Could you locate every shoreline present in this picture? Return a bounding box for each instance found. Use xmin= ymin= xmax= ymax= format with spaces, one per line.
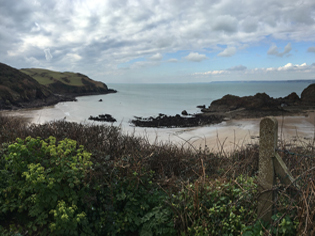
xmin=2 ymin=107 xmax=315 ymax=153
xmin=184 ymin=111 xmax=315 ymax=153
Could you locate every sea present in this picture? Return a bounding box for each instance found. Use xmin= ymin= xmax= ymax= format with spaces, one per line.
xmin=5 ymin=81 xmax=314 ymax=146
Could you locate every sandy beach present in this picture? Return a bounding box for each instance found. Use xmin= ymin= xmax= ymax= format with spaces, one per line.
xmin=2 ymin=109 xmax=315 ymax=154
xmin=175 ymin=111 xmax=315 ymax=153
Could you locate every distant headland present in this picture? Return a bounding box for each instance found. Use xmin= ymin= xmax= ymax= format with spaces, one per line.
xmin=0 ymin=62 xmax=116 ymax=110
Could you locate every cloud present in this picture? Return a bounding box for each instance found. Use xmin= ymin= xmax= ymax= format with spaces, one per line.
xmin=277 ymin=62 xmax=307 ymax=71
xmin=212 ymin=15 xmax=238 ymax=33
xmin=267 ymin=43 xmax=292 ymax=57
xmin=195 ymin=63 xmax=313 ymax=77
xmin=184 ymin=52 xmax=208 ymax=62
xmin=307 ymin=46 xmax=315 ymax=53
xmin=217 ymin=47 xmax=236 ymax=57
xmin=168 ymin=58 xmax=178 ymax=62
xmin=44 ymin=48 xmax=53 ymax=61
xmin=228 ymin=65 xmax=247 ymax=71
xmin=149 ymin=53 xmax=163 ymax=61
xmin=0 ymin=0 xmax=315 ymax=82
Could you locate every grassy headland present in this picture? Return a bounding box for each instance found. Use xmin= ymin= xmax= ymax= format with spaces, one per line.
xmin=20 ymin=68 xmax=116 ymax=96
xmin=0 ymin=114 xmax=314 ymax=235
xmin=0 ymin=62 xmax=116 ymax=110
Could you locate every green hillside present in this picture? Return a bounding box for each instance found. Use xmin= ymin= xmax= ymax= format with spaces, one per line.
xmin=20 ymin=68 xmax=115 ymax=95
xmin=20 ymin=68 xmax=84 ymax=86
xmin=0 ymin=63 xmax=60 ymax=110
xmin=0 ymin=63 xmax=115 ymax=110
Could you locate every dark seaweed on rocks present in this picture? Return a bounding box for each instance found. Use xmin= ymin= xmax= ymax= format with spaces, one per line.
xmin=131 ymin=113 xmax=223 ymax=128
xmin=88 ymin=114 xmax=117 ymax=122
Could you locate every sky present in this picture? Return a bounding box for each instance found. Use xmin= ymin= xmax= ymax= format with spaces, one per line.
xmin=1 ymin=0 xmax=315 ymax=83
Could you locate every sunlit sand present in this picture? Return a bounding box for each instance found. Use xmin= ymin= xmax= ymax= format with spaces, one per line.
xmin=2 ymin=108 xmax=315 ymax=153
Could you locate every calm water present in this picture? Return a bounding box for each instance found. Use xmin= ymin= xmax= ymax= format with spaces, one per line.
xmin=7 ymin=81 xmax=312 ymax=133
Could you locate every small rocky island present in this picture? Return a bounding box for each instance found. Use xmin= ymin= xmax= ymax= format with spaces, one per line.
xmin=0 ymin=62 xmax=116 ymax=110
xmin=131 ymin=83 xmax=315 ymax=128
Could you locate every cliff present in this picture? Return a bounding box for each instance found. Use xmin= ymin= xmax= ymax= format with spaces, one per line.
xmin=0 ymin=63 xmax=116 ymax=110
xmin=0 ymin=63 xmax=73 ymax=110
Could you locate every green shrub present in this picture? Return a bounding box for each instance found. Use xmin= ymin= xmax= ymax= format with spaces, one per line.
xmin=95 ymin=156 xmax=176 ymax=235
xmin=172 ymin=176 xmax=258 ymax=235
xmin=242 ymin=213 xmax=298 ymax=236
xmin=0 ymin=136 xmax=93 ymax=235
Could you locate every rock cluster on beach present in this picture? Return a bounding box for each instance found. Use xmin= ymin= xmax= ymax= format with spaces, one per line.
xmin=131 ymin=113 xmax=223 ymax=128
xmin=88 ymin=114 xmax=117 ymax=123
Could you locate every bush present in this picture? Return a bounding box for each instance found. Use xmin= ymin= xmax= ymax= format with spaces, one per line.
xmin=92 ymin=155 xmax=176 ymax=235
xmin=172 ymin=175 xmax=258 ymax=235
xmin=0 ymin=136 xmax=93 ymax=235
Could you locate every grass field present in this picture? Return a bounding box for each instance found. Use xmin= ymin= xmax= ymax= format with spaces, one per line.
xmin=20 ymin=68 xmax=86 ymax=86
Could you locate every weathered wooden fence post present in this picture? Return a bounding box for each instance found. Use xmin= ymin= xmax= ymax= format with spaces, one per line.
xmin=258 ymin=117 xmax=278 ymax=223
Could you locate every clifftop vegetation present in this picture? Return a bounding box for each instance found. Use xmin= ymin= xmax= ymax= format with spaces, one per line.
xmin=0 ymin=63 xmax=116 ymax=110
xmin=0 ymin=63 xmax=62 ymax=110
xmin=20 ymin=68 xmax=116 ymax=96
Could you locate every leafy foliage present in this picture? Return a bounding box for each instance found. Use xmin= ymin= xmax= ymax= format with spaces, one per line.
xmin=0 ymin=115 xmax=313 ymax=235
xmin=172 ymin=176 xmax=258 ymax=235
xmin=91 ymin=155 xmax=176 ymax=235
xmin=0 ymin=136 xmax=93 ymax=235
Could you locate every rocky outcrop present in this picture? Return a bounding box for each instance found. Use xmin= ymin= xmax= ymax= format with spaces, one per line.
xmin=204 ymin=92 xmax=301 ymax=113
xmin=131 ymin=113 xmax=223 ymax=128
xmin=88 ymin=114 xmax=117 ymax=122
xmin=301 ymin=83 xmax=315 ymax=105
xmin=200 ymin=85 xmax=315 ymax=120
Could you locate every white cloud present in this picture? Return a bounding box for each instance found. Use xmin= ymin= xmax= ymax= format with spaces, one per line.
xmin=44 ymin=48 xmax=53 ymax=61
xmin=0 ymin=0 xmax=315 ymax=82
xmin=277 ymin=62 xmax=307 ymax=71
xmin=267 ymin=43 xmax=292 ymax=57
xmin=149 ymin=53 xmax=163 ymax=61
xmin=184 ymin=52 xmax=208 ymax=62
xmin=168 ymin=58 xmax=178 ymax=62
xmin=217 ymin=47 xmax=236 ymax=57
xmin=195 ymin=70 xmax=226 ymax=75
xmin=194 ymin=63 xmax=315 ymax=76
xmin=195 ymin=63 xmax=313 ymax=77
xmin=65 ymin=53 xmax=82 ymax=61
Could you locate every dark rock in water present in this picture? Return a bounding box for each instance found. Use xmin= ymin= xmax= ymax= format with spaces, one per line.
xmin=131 ymin=113 xmax=223 ymax=128
xmin=181 ymin=110 xmax=188 ymax=116
xmin=301 ymin=84 xmax=315 ymax=105
xmin=89 ymin=114 xmax=116 ymax=122
xmin=197 ymin=105 xmax=206 ymax=109
xmin=99 ymin=99 xmax=103 ymax=102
